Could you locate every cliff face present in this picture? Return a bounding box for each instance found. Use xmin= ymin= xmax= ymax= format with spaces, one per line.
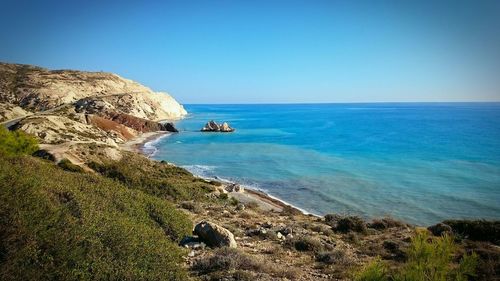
xmin=0 ymin=62 xmax=187 ymax=122
xmin=0 ymin=62 xmax=186 ymax=158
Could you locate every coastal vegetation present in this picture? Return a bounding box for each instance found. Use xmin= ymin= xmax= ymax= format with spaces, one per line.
xmin=0 ymin=149 xmax=192 ymax=280
xmin=355 ymin=232 xmax=478 ymax=281
xmin=88 ymin=152 xmax=217 ymax=202
xmin=0 ymin=126 xmax=38 ymax=156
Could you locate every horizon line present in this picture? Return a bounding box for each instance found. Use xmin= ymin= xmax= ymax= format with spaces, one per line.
xmin=183 ymin=101 xmax=500 ymax=105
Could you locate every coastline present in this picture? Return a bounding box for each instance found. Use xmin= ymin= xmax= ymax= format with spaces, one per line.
xmin=120 ymin=131 xmax=171 ymax=156
xmin=129 ymin=131 xmax=310 ymax=216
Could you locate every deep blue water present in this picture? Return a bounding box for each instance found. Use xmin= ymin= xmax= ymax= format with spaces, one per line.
xmin=150 ymin=103 xmax=500 ymax=225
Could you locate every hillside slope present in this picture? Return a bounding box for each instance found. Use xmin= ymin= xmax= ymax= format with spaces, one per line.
xmin=0 ymin=62 xmax=187 ymax=122
xmin=0 ymin=62 xmax=187 ymax=160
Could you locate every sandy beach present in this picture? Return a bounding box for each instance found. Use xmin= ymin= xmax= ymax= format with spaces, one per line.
xmin=120 ymin=131 xmax=170 ymax=155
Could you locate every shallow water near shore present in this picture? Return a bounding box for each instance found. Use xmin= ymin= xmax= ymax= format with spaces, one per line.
xmin=151 ymin=103 xmax=500 ymax=225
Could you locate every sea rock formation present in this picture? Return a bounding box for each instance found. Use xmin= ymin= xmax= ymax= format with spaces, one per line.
xmin=201 ymin=120 xmax=235 ymax=132
xmin=194 ymin=220 xmax=237 ymax=248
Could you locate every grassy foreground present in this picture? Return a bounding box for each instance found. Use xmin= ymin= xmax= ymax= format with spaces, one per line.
xmin=0 ymin=154 xmax=195 ymax=280
xmin=0 ymin=127 xmax=200 ymax=280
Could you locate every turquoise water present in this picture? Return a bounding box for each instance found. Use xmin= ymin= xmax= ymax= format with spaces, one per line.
xmin=150 ymin=103 xmax=500 ymax=225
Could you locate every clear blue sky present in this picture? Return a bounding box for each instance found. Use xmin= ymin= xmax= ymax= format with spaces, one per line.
xmin=1 ymin=0 xmax=499 ymax=103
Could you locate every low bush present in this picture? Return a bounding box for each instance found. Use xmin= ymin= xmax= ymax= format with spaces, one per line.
xmin=0 ymin=126 xmax=38 ymax=156
xmin=368 ymin=217 xmax=405 ymax=230
xmin=335 ymin=216 xmax=367 ymax=234
xmin=354 ymin=232 xmax=478 ymax=281
xmin=309 ymin=223 xmax=335 ymax=236
xmin=394 ymin=232 xmax=478 ymax=281
xmin=355 ymin=258 xmax=388 ymax=281
xmin=443 ymin=219 xmax=499 ymax=245
xmin=316 ymin=249 xmax=352 ymax=265
xmin=180 ymin=201 xmax=203 ymax=214
xmin=287 ymin=236 xmax=324 ymax=252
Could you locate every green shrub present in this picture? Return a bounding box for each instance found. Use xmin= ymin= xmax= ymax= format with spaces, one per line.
xmin=354 ymin=232 xmax=478 ymax=281
xmin=394 ymin=232 xmax=478 ymax=281
xmin=355 ymin=258 xmax=388 ymax=281
xmin=0 ymin=126 xmax=38 ymax=156
xmin=316 ymin=249 xmax=352 ymax=265
xmin=0 ymin=154 xmax=191 ymax=280
xmin=287 ymin=236 xmax=324 ymax=252
xmin=335 ymin=216 xmax=367 ymax=234
xmin=368 ymin=217 xmax=405 ymax=230
xmin=58 ymin=158 xmax=85 ymax=173
xmin=229 ymin=197 xmax=239 ymax=206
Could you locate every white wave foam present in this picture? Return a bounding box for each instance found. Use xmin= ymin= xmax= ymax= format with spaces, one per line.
xmin=180 ymin=167 xmax=319 ymax=216
xmin=142 ymin=133 xmax=171 ymax=157
xmin=181 ymin=165 xmax=219 ymax=179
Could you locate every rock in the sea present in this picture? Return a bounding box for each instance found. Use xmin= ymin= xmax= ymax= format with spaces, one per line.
xmin=220 ymin=122 xmax=234 ymax=132
xmin=428 ymin=223 xmax=453 ymax=236
xmin=202 ymin=120 xmax=220 ymax=131
xmin=162 ymin=122 xmax=178 ymax=132
xmin=194 ymin=221 xmax=237 ymax=248
xmin=201 ymin=120 xmax=234 ymax=132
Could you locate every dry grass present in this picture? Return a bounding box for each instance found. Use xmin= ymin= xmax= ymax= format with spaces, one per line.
xmin=192 ymin=248 xmax=300 ymax=280
xmin=180 ymin=201 xmax=203 ymax=214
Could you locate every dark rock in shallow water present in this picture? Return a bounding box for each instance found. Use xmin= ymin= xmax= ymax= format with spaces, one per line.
xmin=201 ymin=120 xmax=234 ymax=132
xmin=162 ymin=122 xmax=178 ymax=132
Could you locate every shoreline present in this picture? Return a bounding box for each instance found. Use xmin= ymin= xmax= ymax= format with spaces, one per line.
xmin=128 ymin=131 xmax=311 ymax=216
xmin=120 ymin=131 xmax=171 ymax=156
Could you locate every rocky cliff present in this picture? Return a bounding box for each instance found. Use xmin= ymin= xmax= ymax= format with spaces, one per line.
xmin=0 ymin=62 xmax=186 ymax=162
xmin=0 ymin=62 xmax=187 ymax=122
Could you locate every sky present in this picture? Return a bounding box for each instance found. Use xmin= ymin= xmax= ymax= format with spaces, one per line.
xmin=1 ymin=0 xmax=499 ymax=104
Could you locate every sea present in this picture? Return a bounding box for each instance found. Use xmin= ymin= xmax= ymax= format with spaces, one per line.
xmin=148 ymin=103 xmax=500 ymax=225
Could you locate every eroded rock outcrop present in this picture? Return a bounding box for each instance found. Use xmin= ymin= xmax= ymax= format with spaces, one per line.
xmin=104 ymin=112 xmax=179 ymax=133
xmin=1 ymin=62 xmax=184 ymax=149
xmin=194 ymin=220 xmax=237 ymax=248
xmin=12 ymin=115 xmax=119 ymax=146
xmin=0 ymin=62 xmax=187 ymax=122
